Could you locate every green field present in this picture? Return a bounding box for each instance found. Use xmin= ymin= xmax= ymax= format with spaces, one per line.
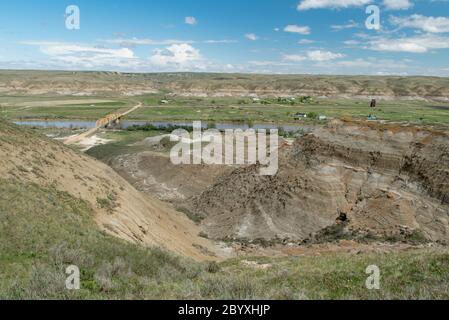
xmin=124 ymin=99 xmax=449 ymax=125
xmin=0 ymin=97 xmax=131 ymax=120
xmin=2 ymin=93 xmax=449 ymax=126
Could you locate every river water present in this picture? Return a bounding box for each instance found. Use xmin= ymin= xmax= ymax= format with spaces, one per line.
xmin=14 ymin=120 xmax=312 ymax=133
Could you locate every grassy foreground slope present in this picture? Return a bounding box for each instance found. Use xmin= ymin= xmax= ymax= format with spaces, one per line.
xmin=1 ymin=180 xmax=448 ymax=300
xmin=0 ymin=179 xmax=200 ymax=299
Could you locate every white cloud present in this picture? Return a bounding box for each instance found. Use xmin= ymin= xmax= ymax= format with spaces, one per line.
xmin=390 ymin=14 xmax=449 ymax=33
xmin=203 ymin=39 xmax=238 ymax=44
xmin=103 ymin=38 xmax=195 ymax=46
xmin=185 ymin=16 xmax=198 ymax=25
xmin=383 ymin=0 xmax=413 ymax=10
xmin=243 ymin=56 xmax=418 ymax=75
xmin=283 ymin=54 xmax=307 ymax=62
xmin=22 ymin=41 xmax=138 ymax=69
xmin=245 ymin=33 xmax=258 ymax=41
xmin=367 ymin=34 xmax=449 ymax=53
xmin=23 ymin=41 xmax=208 ymax=71
xmin=41 ymin=45 xmax=134 ymax=59
xmin=307 ymin=50 xmax=345 ymax=61
xmin=149 ymin=43 xmax=201 ymax=67
xmin=248 ymin=60 xmax=295 ymax=66
xmin=103 ymin=38 xmax=237 ymax=46
xmin=331 ymin=20 xmax=359 ymax=30
xmin=23 ymin=41 xmax=133 ymax=58
xmin=8 ymin=41 xmax=445 ymax=75
xmin=298 ymin=39 xmax=315 ymax=44
xmin=344 ymin=39 xmax=361 ymax=45
xmin=336 ymin=58 xmax=408 ymax=68
xmin=284 ymin=50 xmax=344 ymax=62
xmin=284 ymin=24 xmax=311 ymax=35
xmin=337 ymin=59 xmax=374 ymax=67
xmin=297 ymin=0 xmax=371 ymax=10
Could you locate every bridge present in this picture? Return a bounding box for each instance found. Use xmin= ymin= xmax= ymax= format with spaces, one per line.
xmin=65 ymin=102 xmax=142 ymax=146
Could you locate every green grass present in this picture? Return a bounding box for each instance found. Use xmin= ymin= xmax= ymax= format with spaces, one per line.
xmin=1 ymin=178 xmax=448 ymax=299
xmin=125 ymin=98 xmax=449 ymax=125
xmin=2 ymin=91 xmax=449 ymax=126
xmin=3 ymin=105 xmax=125 ymax=121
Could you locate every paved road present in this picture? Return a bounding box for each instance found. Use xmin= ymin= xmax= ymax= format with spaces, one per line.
xmin=64 ymin=102 xmax=142 ymax=145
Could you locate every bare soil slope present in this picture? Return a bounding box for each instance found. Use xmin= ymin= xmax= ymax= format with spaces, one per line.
xmin=110 ymin=151 xmax=230 ymax=203
xmin=0 ymin=121 xmax=218 ymax=260
xmin=187 ymin=120 xmax=449 ymax=243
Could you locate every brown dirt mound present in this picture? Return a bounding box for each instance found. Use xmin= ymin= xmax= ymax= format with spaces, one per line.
xmin=187 ymin=120 xmax=449 ymax=244
xmin=109 ymin=151 xmax=230 ymax=204
xmin=0 ymin=121 xmax=219 ymax=261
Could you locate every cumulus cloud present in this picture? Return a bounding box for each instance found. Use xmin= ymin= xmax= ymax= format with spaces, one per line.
xmin=284 ymin=24 xmax=311 ymax=35
xmin=22 ymin=41 xmax=138 ymax=69
xmin=383 ymin=0 xmax=413 ymax=10
xmin=367 ymin=34 xmax=449 ymax=53
xmin=22 ymin=41 xmax=209 ymax=71
xmin=284 ymin=50 xmax=344 ymax=62
xmin=185 ymin=16 xmax=198 ymax=25
xmin=390 ymin=14 xmax=449 ymax=33
xmin=245 ymin=33 xmax=258 ymax=41
xmin=297 ymin=0 xmax=371 ymax=10
xmin=149 ymin=43 xmax=202 ymax=67
xmin=306 ymin=50 xmax=345 ymax=61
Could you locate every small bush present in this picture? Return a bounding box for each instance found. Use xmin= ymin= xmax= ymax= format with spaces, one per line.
xmin=206 ymin=262 xmax=220 ymax=274
xmin=307 ymin=112 xmax=318 ymax=120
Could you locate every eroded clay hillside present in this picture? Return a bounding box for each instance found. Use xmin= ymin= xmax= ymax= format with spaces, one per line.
xmin=188 ymin=120 xmax=449 ymax=243
xmin=0 ymin=121 xmax=218 ymax=260
xmin=1 ymin=71 xmax=449 ymax=99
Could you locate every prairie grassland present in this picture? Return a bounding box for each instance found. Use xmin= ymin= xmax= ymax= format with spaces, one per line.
xmin=126 ymin=98 xmax=449 ymax=125
xmin=2 ymin=92 xmax=449 ymax=125
xmin=0 ymin=97 xmax=130 ymax=120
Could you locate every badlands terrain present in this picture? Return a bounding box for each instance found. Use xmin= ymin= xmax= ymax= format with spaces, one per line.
xmin=1 ymin=70 xmax=449 ymax=100
xmin=1 ymin=71 xmax=449 ymax=299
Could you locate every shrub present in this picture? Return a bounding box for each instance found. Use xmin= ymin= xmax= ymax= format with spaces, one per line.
xmin=307 ymin=112 xmax=318 ymax=120
xmin=206 ymin=262 xmax=220 ymax=274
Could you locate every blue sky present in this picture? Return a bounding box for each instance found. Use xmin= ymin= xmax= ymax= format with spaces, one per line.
xmin=0 ymin=0 xmax=448 ymax=75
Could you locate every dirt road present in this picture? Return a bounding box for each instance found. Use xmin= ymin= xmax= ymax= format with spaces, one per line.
xmin=64 ymin=102 xmax=142 ymax=145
